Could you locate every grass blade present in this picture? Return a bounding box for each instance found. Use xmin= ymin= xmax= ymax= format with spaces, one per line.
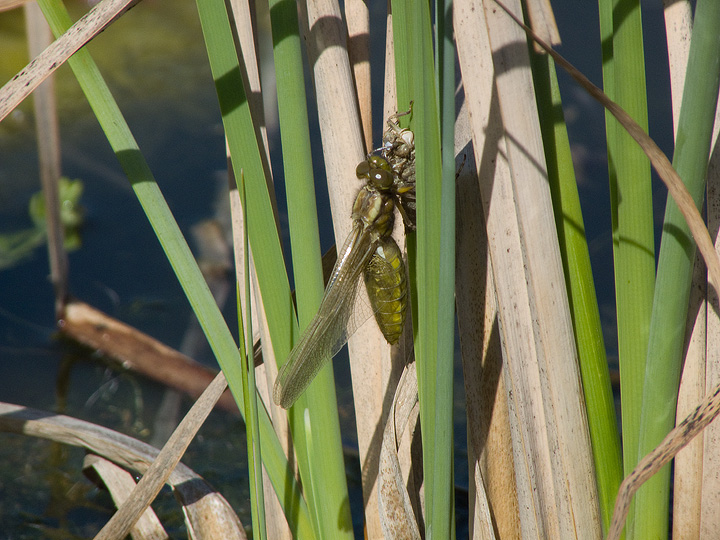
xmin=302 ymin=0 xmax=389 ymax=534
xmin=530 ymin=50 xmax=622 ymax=534
xmin=633 ymin=1 xmax=720 ymax=537
xmin=36 ymin=0 xmax=314 ymax=535
xmin=598 ymin=1 xmax=655 ymax=513
xmin=267 ymin=0 xmax=354 ymax=534
xmin=391 ymin=0 xmax=454 ymax=536
xmin=237 ymin=172 xmax=267 ymax=540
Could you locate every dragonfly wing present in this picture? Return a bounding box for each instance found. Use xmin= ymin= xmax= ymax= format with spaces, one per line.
xmin=273 ymin=223 xmax=376 ymax=408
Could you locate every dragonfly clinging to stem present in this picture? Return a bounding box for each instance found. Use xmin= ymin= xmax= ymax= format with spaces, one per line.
xmin=272 ymin=109 xmax=416 ymax=409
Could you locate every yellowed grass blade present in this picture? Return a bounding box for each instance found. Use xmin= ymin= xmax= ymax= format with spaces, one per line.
xmin=455 ymin=101 xmax=521 ymax=539
xmin=457 ymin=0 xmax=602 ymax=537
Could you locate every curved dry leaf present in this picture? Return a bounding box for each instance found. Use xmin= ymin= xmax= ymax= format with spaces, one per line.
xmin=378 ymin=363 xmax=422 ymax=540
xmin=607 ymin=382 xmax=720 ymax=540
xmin=83 ymin=454 xmax=169 ymax=540
xmin=0 ymin=374 xmax=246 ymax=540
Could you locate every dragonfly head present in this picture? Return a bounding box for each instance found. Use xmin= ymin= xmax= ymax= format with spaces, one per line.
xmin=356 ymin=156 xmax=393 ymax=191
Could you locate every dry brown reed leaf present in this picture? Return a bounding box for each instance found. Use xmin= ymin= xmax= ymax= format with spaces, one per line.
xmin=524 ymin=0 xmax=560 ymax=50
xmin=92 ymin=372 xmax=240 ymax=540
xmin=454 ymin=101 xmax=519 ymax=539
xmin=83 ymin=454 xmax=169 ymax=540
xmin=459 ymin=0 xmax=601 ymax=535
xmin=491 ymin=2 xmax=720 ymax=537
xmin=59 ymin=300 xmax=240 ymax=414
xmin=378 ymin=363 xmax=422 ymax=540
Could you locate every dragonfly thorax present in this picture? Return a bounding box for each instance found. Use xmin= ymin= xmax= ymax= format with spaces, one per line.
xmin=351 ymin=186 xmax=395 ymax=240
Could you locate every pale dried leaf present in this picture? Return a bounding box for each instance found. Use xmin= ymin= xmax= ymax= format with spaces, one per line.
xmin=674 ymin=251 xmax=706 ymax=539
xmin=524 ymin=0 xmax=560 ymax=49
xmin=0 ymin=0 xmax=137 ymax=121
xmin=699 ymin=25 xmax=720 ymax=540
xmin=84 ymin=454 xmax=169 ymax=540
xmin=455 ymin=99 xmax=520 ymax=540
xmin=663 ymin=0 xmax=693 ymax=137
xmin=664 ymin=3 xmax=704 ymax=536
xmin=0 ymin=400 xmax=245 ymax=539
xmin=493 ymin=0 xmax=720 ymax=294
xmin=471 ymin=464 xmax=498 ymax=540
xmin=345 ymin=0 xmax=372 ymax=151
xmin=459 ymin=0 xmax=601 ymax=537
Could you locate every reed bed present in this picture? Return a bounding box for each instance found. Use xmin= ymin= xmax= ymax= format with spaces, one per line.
xmin=2 ymin=0 xmax=720 ymax=538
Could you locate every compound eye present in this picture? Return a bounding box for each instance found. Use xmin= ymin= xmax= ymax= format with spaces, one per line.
xmin=371 ymin=169 xmax=393 ymax=190
xmin=356 ymin=160 xmax=371 ymax=179
xmin=368 ymin=155 xmax=391 ymax=172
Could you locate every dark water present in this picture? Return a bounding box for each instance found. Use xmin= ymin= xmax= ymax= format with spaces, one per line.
xmin=0 ymin=1 xmax=253 ymax=536
xmin=0 ymin=0 xmax=674 ymax=537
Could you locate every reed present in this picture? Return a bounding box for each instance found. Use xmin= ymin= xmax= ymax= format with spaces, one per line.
xmin=6 ymin=0 xmax=720 ymax=537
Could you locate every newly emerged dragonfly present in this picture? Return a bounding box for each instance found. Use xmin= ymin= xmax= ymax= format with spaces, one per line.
xmin=273 ymin=113 xmax=416 ymax=409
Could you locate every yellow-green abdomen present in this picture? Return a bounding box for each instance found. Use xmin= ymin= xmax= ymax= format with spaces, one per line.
xmin=364 ymin=237 xmax=407 ymax=344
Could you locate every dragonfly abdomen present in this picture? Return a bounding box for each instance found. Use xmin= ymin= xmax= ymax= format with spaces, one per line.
xmin=364 ymin=236 xmax=407 ymax=344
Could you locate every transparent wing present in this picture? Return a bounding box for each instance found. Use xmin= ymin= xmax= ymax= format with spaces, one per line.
xmin=273 ymin=223 xmax=377 ymax=408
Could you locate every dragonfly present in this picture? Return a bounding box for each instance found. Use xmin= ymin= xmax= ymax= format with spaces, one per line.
xmin=273 ymin=114 xmax=416 ymax=409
